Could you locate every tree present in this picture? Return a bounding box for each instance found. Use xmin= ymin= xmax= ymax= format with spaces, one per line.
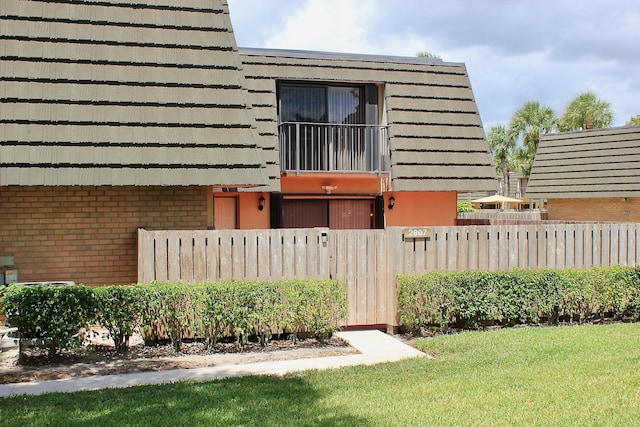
xmin=487 ymin=124 xmax=516 ymax=195
xmin=625 ymin=115 xmax=640 ymax=126
xmin=508 ymin=101 xmax=556 ymax=176
xmin=557 ymin=91 xmax=613 ymax=132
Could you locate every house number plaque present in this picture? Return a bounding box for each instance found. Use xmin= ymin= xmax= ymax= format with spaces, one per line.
xmin=403 ymin=228 xmax=431 ymax=240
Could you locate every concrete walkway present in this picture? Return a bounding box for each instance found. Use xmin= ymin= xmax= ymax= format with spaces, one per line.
xmin=0 ymin=330 xmax=425 ymax=397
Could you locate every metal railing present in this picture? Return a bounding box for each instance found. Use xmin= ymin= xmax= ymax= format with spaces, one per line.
xmin=278 ymin=122 xmax=389 ymax=174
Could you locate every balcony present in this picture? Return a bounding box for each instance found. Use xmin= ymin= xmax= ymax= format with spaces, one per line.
xmin=278 ymin=122 xmax=389 ymax=175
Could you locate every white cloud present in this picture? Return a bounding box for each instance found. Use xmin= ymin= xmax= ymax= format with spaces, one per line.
xmin=229 ymin=0 xmax=640 ymax=128
xmin=263 ymin=0 xmax=374 ymax=53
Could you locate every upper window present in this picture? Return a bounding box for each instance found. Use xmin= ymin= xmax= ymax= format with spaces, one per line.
xmin=278 ymin=82 xmax=376 ymax=125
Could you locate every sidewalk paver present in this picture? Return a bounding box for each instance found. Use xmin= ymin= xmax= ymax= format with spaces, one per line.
xmin=0 ymin=330 xmax=425 ymax=397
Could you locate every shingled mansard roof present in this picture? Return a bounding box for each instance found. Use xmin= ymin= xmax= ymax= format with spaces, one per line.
xmin=0 ymin=0 xmax=267 ymax=187
xmin=526 ymin=126 xmax=640 ymax=199
xmin=240 ymin=48 xmax=496 ymax=192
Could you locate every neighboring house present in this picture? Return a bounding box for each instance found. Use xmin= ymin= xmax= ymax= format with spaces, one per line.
xmin=0 ymin=0 xmax=494 ymax=285
xmin=525 ymin=126 xmax=640 ymax=221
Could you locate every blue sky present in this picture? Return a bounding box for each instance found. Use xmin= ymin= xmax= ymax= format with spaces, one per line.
xmin=227 ymin=0 xmax=639 ymax=130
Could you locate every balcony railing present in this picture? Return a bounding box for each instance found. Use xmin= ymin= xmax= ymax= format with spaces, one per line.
xmin=278 ymin=122 xmax=389 ymax=174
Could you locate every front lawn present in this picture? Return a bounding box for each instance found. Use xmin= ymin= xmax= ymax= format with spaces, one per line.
xmin=2 ymin=323 xmax=639 ymax=426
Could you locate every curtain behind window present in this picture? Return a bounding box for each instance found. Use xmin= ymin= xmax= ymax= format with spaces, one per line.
xmin=328 ymin=86 xmax=363 ymax=124
xmin=279 ymin=84 xmax=364 ymax=124
xmin=280 ymin=85 xmax=326 ymax=123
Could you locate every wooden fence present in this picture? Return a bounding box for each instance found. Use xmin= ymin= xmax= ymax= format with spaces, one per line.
xmin=138 ymin=223 xmax=640 ymax=327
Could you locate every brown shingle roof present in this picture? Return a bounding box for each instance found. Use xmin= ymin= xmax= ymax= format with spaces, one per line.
xmin=0 ymin=0 xmax=267 ymax=187
xmin=526 ymin=126 xmax=640 ymax=199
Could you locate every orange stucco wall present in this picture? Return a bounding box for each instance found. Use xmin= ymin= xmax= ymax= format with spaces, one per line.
xmin=384 ymin=191 xmax=457 ymax=226
xmin=280 ymin=173 xmax=383 ymax=195
xmin=238 ymin=193 xmax=271 ymax=229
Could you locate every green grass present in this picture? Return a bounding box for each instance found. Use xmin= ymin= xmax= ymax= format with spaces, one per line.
xmin=2 ymin=323 xmax=639 ymax=426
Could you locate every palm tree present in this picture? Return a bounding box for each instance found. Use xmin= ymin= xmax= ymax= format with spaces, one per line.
xmin=625 ymin=115 xmax=640 ymax=126
xmin=508 ymin=101 xmax=556 ymax=176
xmin=557 ymin=91 xmax=613 ymax=131
xmin=416 ymin=51 xmax=442 ymax=60
xmin=487 ymin=124 xmax=516 ymax=196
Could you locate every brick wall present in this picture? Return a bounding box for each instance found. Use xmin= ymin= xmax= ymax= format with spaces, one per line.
xmin=0 ymin=186 xmax=210 ymax=285
xmin=546 ymin=197 xmax=640 ymax=222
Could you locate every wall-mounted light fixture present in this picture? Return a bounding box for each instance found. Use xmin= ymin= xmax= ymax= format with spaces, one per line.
xmin=258 ymin=195 xmax=266 ymax=211
xmin=388 ymin=196 xmax=396 ymax=210
xmin=322 ymin=185 xmax=338 ymax=194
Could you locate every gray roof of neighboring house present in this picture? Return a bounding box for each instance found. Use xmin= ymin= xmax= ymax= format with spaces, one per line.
xmin=0 ymin=0 xmax=267 ymax=187
xmin=239 ymin=48 xmax=496 ymax=192
xmin=526 ymin=126 xmax=640 ymax=199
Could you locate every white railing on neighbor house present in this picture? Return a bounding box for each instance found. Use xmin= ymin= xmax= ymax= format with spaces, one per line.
xmin=278 ymin=122 xmax=389 ymax=174
xmin=458 ymin=210 xmax=548 ymax=222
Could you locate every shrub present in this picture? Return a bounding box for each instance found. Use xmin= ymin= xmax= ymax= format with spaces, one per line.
xmin=457 ymin=201 xmax=475 ymax=213
xmin=1 ymin=284 xmax=98 ymax=362
xmin=398 ymin=267 xmax=640 ymax=333
xmin=93 ymin=285 xmax=145 ymax=354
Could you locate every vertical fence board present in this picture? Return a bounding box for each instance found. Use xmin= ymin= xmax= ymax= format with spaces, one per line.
xmin=231 ymin=234 xmax=245 ymax=279
xmin=636 ymin=223 xmax=640 ymax=266
xmin=206 ymin=233 xmax=219 ymax=281
xmin=478 ymin=228 xmax=489 ymax=270
xmin=592 ymin=225 xmax=602 ymax=267
xmin=356 ymin=231 xmax=369 ymax=325
xmin=345 ymin=232 xmax=357 ymax=325
xmin=218 ymin=231 xmax=233 ymax=280
xmin=488 ymin=228 xmax=499 ymax=271
xmin=193 ymin=231 xmax=207 ymax=283
xmin=167 ymin=232 xmax=181 ymax=282
xmin=317 ymin=229 xmax=330 ymax=278
xmin=610 ymin=225 xmax=620 ymax=266
xmin=574 ymin=224 xmax=584 ymax=269
xmin=179 ymin=231 xmax=194 ymax=283
xmin=528 ymin=227 xmax=538 ymax=268
xmin=256 ymin=232 xmax=269 ymax=280
xmin=282 ymin=231 xmax=295 ymax=278
xmin=304 ymin=230 xmax=316 ymax=279
xmin=436 ymin=229 xmax=449 ymax=271
xmin=245 ymin=231 xmax=258 ymax=280
xmin=137 ymin=229 xmax=156 ymax=283
xmin=619 ymin=223 xmax=629 ymax=266
xmin=448 ymin=230 xmax=459 ymax=271
xmin=519 ymin=228 xmax=529 ymax=268
xmin=467 ymin=227 xmax=479 ymax=270
xmin=603 ymin=224 xmax=612 ymax=266
xmin=292 ymin=230 xmax=305 ymax=278
xmin=154 ymin=231 xmax=168 ymax=282
xmin=556 ymin=225 xmax=567 ymax=269
xmin=627 ymin=223 xmax=640 ymax=267
xmin=270 ymin=230 xmax=283 ymax=280
xmin=374 ymin=230 xmax=387 ymax=325
xmin=507 ymin=227 xmax=519 ymax=269
xmin=414 ymin=238 xmax=426 ymax=274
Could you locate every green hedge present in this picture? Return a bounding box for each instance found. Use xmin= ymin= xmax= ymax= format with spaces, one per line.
xmin=0 ymin=280 xmax=347 ymax=361
xmin=1 ymin=285 xmax=98 ymax=361
xmin=398 ymin=266 xmax=640 ymax=333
